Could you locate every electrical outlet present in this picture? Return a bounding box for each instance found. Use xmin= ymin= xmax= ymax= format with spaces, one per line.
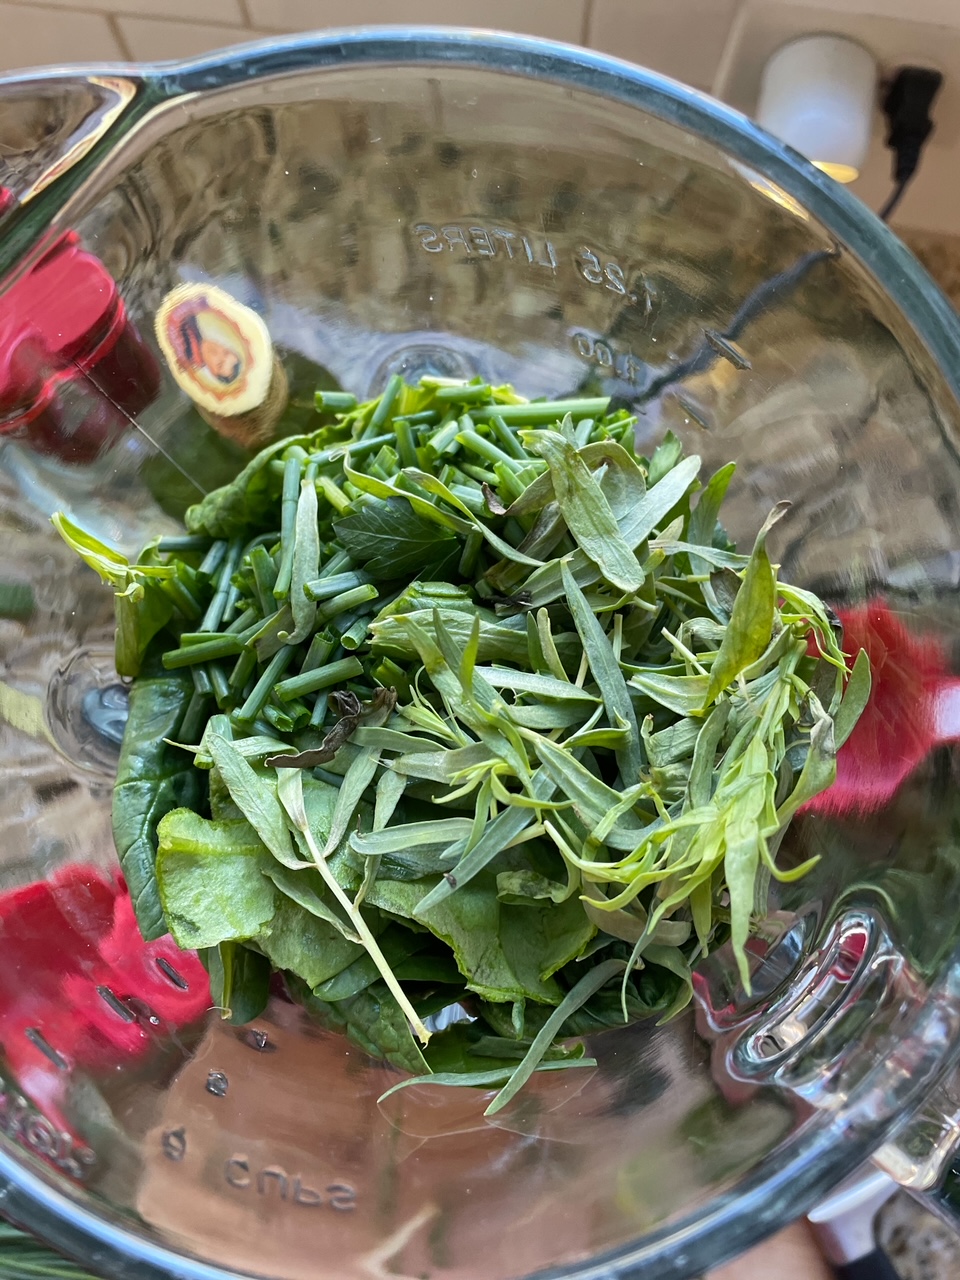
xmin=712 ymin=0 xmax=958 ymax=232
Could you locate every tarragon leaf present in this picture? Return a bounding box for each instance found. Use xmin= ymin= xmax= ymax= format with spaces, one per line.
xmin=520 ymin=430 xmax=644 ymax=593
xmin=703 ymin=503 xmax=789 ymax=706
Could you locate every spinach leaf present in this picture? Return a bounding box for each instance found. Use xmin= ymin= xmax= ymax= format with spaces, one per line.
xmin=156 ymin=809 xmax=277 ymax=948
xmin=292 ymin=977 xmax=430 ymax=1076
xmin=204 ymin=940 xmax=272 ymax=1024
xmin=257 ymin=895 xmax=366 ymax=988
xmin=112 ymin=665 xmax=202 ymax=940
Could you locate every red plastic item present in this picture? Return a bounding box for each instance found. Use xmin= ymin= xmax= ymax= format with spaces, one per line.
xmin=0 ymin=865 xmax=209 ymax=1129
xmin=0 ymin=220 xmax=160 ymax=464
xmin=803 ymin=599 xmax=960 ymax=818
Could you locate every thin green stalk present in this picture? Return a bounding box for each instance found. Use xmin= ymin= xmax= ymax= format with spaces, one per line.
xmin=274 ymin=656 xmax=364 ymax=702
xmin=235 ymin=645 xmax=297 ymax=724
xmin=162 ymin=636 xmax=243 ymax=668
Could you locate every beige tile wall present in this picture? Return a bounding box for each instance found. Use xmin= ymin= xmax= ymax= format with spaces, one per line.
xmin=0 ymin=0 xmax=739 ymax=91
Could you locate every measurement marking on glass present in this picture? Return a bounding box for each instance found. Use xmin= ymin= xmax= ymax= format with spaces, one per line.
xmin=162 ymin=1127 xmax=187 ymax=1162
xmin=703 ymin=329 xmax=752 ymax=371
xmin=571 ymin=331 xmax=644 ymax=384
xmin=413 ymin=222 xmax=558 ymax=271
xmin=224 ymin=1156 xmax=357 ymax=1209
xmin=24 ymin=1028 xmax=68 ymax=1071
xmin=674 ymin=394 xmax=712 ymax=431
xmin=156 ymin=956 xmax=189 ymax=989
xmin=206 ymin=1070 xmax=229 ymax=1097
xmin=240 ymin=1028 xmax=276 ymax=1053
xmin=97 ymin=985 xmax=137 ymax=1023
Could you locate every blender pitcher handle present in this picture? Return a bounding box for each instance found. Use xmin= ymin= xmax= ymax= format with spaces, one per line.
xmin=871 ymin=1062 xmax=960 ymax=1230
xmin=0 ymin=68 xmax=153 ymax=279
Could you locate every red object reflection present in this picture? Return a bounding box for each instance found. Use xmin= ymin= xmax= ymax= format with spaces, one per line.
xmin=0 ymin=865 xmax=209 ymax=1125
xmin=0 ymin=220 xmax=160 ymax=463
xmin=804 ymin=599 xmax=960 ymax=818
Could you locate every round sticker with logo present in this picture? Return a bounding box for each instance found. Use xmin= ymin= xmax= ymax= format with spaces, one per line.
xmin=154 ymin=284 xmax=273 ymax=418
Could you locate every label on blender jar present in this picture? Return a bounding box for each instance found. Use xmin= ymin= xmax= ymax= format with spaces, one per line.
xmin=154 ymin=283 xmax=273 ymax=417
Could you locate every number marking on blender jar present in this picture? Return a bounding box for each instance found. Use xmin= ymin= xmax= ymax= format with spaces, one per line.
xmin=205 ymin=1070 xmax=229 ymax=1097
xmin=570 ymin=331 xmax=644 ymax=384
xmin=239 ymin=1027 xmax=276 ymax=1053
xmin=162 ymin=1127 xmax=187 ymax=1162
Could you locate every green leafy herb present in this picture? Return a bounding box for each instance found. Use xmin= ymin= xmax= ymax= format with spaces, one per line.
xmin=57 ymin=375 xmax=866 ymax=1108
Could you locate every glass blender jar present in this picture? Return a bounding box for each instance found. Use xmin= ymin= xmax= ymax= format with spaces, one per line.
xmin=2 ymin=27 xmax=960 ymax=1280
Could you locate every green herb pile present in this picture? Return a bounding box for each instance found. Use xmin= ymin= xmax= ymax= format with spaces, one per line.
xmin=55 ymin=376 xmax=869 ymax=1114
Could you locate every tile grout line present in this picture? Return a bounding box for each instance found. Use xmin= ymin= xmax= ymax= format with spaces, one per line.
xmin=580 ymin=0 xmax=596 ymax=50
xmin=0 ymin=0 xmax=249 ymax=32
xmin=106 ymin=12 xmax=133 ymax=61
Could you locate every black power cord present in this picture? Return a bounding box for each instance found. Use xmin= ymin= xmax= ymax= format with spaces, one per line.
xmin=878 ymin=65 xmax=943 ymax=222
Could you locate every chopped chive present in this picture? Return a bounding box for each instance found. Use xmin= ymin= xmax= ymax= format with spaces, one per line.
xmin=162 ymin=635 xmax=243 ymax=668
xmin=489 ymin=413 xmax=528 ymax=460
xmin=309 ymin=690 xmax=329 ymax=728
xmin=321 ymin=549 xmax=353 ymax=577
xmin=242 ymin=530 xmax=281 ymax=557
xmin=245 ymin=607 xmax=292 ymax=649
xmin=394 ymin=417 xmax=418 ymax=469
xmin=315 ymin=390 xmax=358 ymax=412
xmin=398 ymin=410 xmax=440 ymax=426
xmin=491 ymin=464 xmax=524 ymax=506
xmin=179 ymin=690 xmax=212 ymax=744
xmin=159 ymin=576 xmax=203 ymax=621
xmin=177 ymin=631 xmax=230 ymax=645
xmin=468 ymin=397 xmax=609 ymax=425
xmin=459 ymin=462 xmax=499 ymax=486
xmin=310 ymin=433 xmax=396 ymax=468
xmin=339 ymin=615 xmax=371 ymax=650
xmin=209 ymin=662 xmax=231 ymax=708
xmin=228 ymin=647 xmax=258 ymax=692
xmin=428 ymin=417 xmax=462 ymax=456
xmin=372 ymin=656 xmax=413 ymax=701
xmin=157 ymin=535 xmax=212 ymax=554
xmin=456 ymin=427 xmax=516 ymax=468
xmin=200 ymin=536 xmax=243 ymax=632
xmin=300 ymin=630 xmax=338 ymax=673
xmin=274 ymin=656 xmax=364 ymax=702
xmin=191 ymin=664 xmax=213 ymax=697
xmin=304 ymin=570 xmax=370 ymax=602
xmin=316 ymin=473 xmax=351 ymax=515
xmin=459 ymin=529 xmax=484 ymax=577
xmin=198 ymin=539 xmax=228 ymax=578
xmin=224 ymin=606 xmax=259 ymax=636
xmin=250 ymin=544 xmax=278 ymax=614
xmin=449 ymin=483 xmax=486 ymax=516
xmin=316 ymin=583 xmax=379 ymax=623
xmin=263 ymin=701 xmax=309 ymax=733
xmin=220 ymin=581 xmax=242 ymax=626
xmin=235 ymin=645 xmax=298 ymax=723
xmin=274 ymin=453 xmax=306 ymax=600
xmin=364 ymin=373 xmax=403 ymax=438
xmin=434 ymin=383 xmax=492 ymax=403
